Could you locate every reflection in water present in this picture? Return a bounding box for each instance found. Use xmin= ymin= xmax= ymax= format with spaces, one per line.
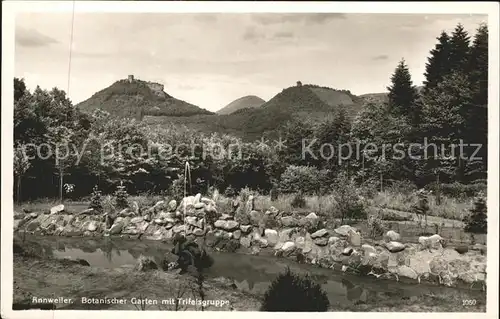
xmin=341 ymin=278 xmax=364 ymax=301
xmin=29 ymin=235 xmax=469 ymax=306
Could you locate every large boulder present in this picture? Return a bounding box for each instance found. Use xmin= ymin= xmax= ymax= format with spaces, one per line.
xmin=311 ymin=229 xmax=329 ymax=239
xmin=384 ymin=230 xmax=401 ymax=242
xmin=280 ymin=216 xmax=299 ymax=227
xmin=50 ymin=204 xmax=65 ymax=215
xmin=214 ymin=220 xmax=239 ymax=232
xmin=299 ymin=213 xmax=319 ymax=230
xmin=348 ymin=229 xmax=362 ymax=247
xmin=281 ymin=241 xmax=296 ymax=253
xmin=264 ymin=229 xmax=279 ymax=246
xmin=385 ymin=241 xmax=406 ymax=253
xmin=240 ymin=225 xmax=252 ymax=233
xmin=167 ymin=200 xmax=177 ymax=212
xmin=109 ymin=222 xmax=123 ymax=235
xmin=419 ymin=234 xmax=444 ymax=250
xmin=334 ymin=225 xmax=357 ymax=237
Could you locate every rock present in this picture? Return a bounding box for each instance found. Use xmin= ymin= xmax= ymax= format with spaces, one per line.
xmin=328 ymin=236 xmax=339 ymax=245
xmin=50 ymin=204 xmax=65 ymax=215
xmin=193 ymin=193 xmax=202 ymax=204
xmin=267 ymin=206 xmax=279 ymax=218
xmin=130 ymin=217 xmax=144 ymax=224
xmin=280 ymin=216 xmax=299 ymax=227
xmin=135 ymin=255 xmax=158 ymax=271
xmin=240 ymin=225 xmax=252 ymax=233
xmin=311 ymin=229 xmax=329 ymax=239
xmin=240 ymin=236 xmax=251 ymax=248
xmin=194 ymin=202 xmax=205 ymax=210
xmin=385 ymin=230 xmax=401 ymax=242
xmin=264 ymin=229 xmax=279 ymax=246
xmin=153 ymin=200 xmax=165 ymax=210
xmin=215 ymin=220 xmax=239 ymax=231
xmin=279 ymin=228 xmax=296 ymax=242
xmin=342 ymin=247 xmax=354 ymax=256
xmin=193 ymin=228 xmax=205 ymax=237
xmin=172 ymin=225 xmax=186 ymax=234
xmin=334 ymin=225 xmax=356 ymax=237
xmin=385 ymin=241 xmax=406 ymax=253
xmin=131 ymin=201 xmax=140 ymax=215
xmin=185 ymin=216 xmax=199 ymax=227
xmin=361 ymin=244 xmax=376 ymax=255
xmin=88 ymin=221 xmax=98 ymax=232
xmin=220 ymin=214 xmax=234 ymax=220
xmin=143 ymin=214 xmax=151 ymax=222
xmin=348 ymin=229 xmax=362 ymax=247
xmin=418 ymin=234 xmax=444 ymax=250
xmin=79 ymin=208 xmax=95 ymax=215
xmin=109 ymin=223 xmax=123 ymax=235
xmin=299 ymin=213 xmax=319 ymax=230
xmin=396 ymin=265 xmax=419 ymax=280
xmin=60 ymin=258 xmax=91 ymax=267
xmin=233 ymin=230 xmax=242 ymax=240
xmin=314 ymin=237 xmax=329 ymax=246
xmin=258 ymin=238 xmax=269 ymax=248
xmin=29 ymin=212 xmax=38 ymax=218
xmin=167 ymin=200 xmax=177 ymax=212
xmin=154 ymin=218 xmax=165 ymax=225
xmin=281 ymin=241 xmax=296 ymax=253
xmin=118 ymin=208 xmax=132 ymax=217
xmin=201 ymin=197 xmax=215 ymax=205
xmin=157 ymin=211 xmax=172 ymax=219
xmin=455 ymin=246 xmax=469 ymax=254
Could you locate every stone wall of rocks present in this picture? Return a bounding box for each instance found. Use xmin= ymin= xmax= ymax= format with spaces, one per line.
xmin=14 ymin=194 xmax=487 ymax=289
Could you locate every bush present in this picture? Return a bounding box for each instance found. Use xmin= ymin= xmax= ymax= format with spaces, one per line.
xmin=279 ymin=165 xmax=325 ymax=195
xmin=426 ymin=182 xmax=487 ymax=198
xmin=88 ymin=185 xmax=103 ymax=212
xmin=114 ymin=181 xmax=129 ymax=209
xmin=223 ymin=185 xmax=237 ymax=198
xmin=334 ymin=174 xmax=367 ymax=222
xmin=464 ymin=193 xmax=487 ymax=234
xmin=411 ymin=189 xmax=430 ymax=226
xmin=291 ymin=192 xmax=306 ymax=208
xmin=261 ymin=268 xmax=329 ymax=311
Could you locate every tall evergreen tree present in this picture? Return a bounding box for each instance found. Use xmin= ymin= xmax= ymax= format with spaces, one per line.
xmin=448 ymin=23 xmax=471 ymax=74
xmin=387 ymin=59 xmax=419 ymax=120
xmin=423 ymin=31 xmax=451 ymax=91
xmin=465 ymin=23 xmax=488 ymax=181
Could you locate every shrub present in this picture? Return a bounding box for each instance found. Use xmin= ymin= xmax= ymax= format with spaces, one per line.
xmin=88 ymin=185 xmax=103 ymax=212
xmin=238 ymin=186 xmax=253 ymax=204
xmin=411 ymin=189 xmax=430 ymax=227
xmin=279 ymin=165 xmax=325 ymax=195
xmin=426 ymin=182 xmax=487 ymax=198
xmin=114 ymin=181 xmax=129 ymax=209
xmin=261 ymin=268 xmax=329 ymax=311
xmin=291 ymin=192 xmax=306 ymax=208
xmin=224 ymin=185 xmax=237 ymax=198
xmin=334 ymin=174 xmax=367 ymax=222
xmin=464 ymin=193 xmax=487 ymax=234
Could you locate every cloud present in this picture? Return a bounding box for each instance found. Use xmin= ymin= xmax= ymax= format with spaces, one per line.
xmin=372 ymin=54 xmax=389 ymax=61
xmin=16 ymin=28 xmax=58 ymax=47
xmin=253 ymin=13 xmax=345 ymax=25
xmin=273 ymin=31 xmax=294 ymax=39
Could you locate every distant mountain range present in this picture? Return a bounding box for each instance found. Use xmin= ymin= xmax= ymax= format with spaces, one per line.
xmin=77 ymin=76 xmax=391 ymax=141
xmin=217 ymin=95 xmax=266 ymax=115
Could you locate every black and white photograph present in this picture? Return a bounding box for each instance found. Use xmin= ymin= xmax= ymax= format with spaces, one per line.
xmin=1 ymin=1 xmax=499 ymax=317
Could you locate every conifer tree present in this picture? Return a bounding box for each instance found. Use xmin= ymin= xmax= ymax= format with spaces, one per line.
xmin=448 ymin=23 xmax=471 ymax=74
xmin=465 ymin=24 xmax=488 ymax=180
xmin=464 ymin=192 xmax=487 ymax=234
xmin=387 ymin=59 xmax=418 ymax=119
xmin=423 ymin=31 xmax=451 ymax=91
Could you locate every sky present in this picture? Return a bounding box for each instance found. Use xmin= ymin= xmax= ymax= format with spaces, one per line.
xmin=15 ymin=12 xmax=487 ymax=112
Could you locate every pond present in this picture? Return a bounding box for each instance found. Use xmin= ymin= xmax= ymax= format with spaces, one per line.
xmin=24 ymin=235 xmax=480 ymax=306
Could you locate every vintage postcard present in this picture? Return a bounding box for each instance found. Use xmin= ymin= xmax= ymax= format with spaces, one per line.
xmin=1 ymin=1 xmax=499 ymax=319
